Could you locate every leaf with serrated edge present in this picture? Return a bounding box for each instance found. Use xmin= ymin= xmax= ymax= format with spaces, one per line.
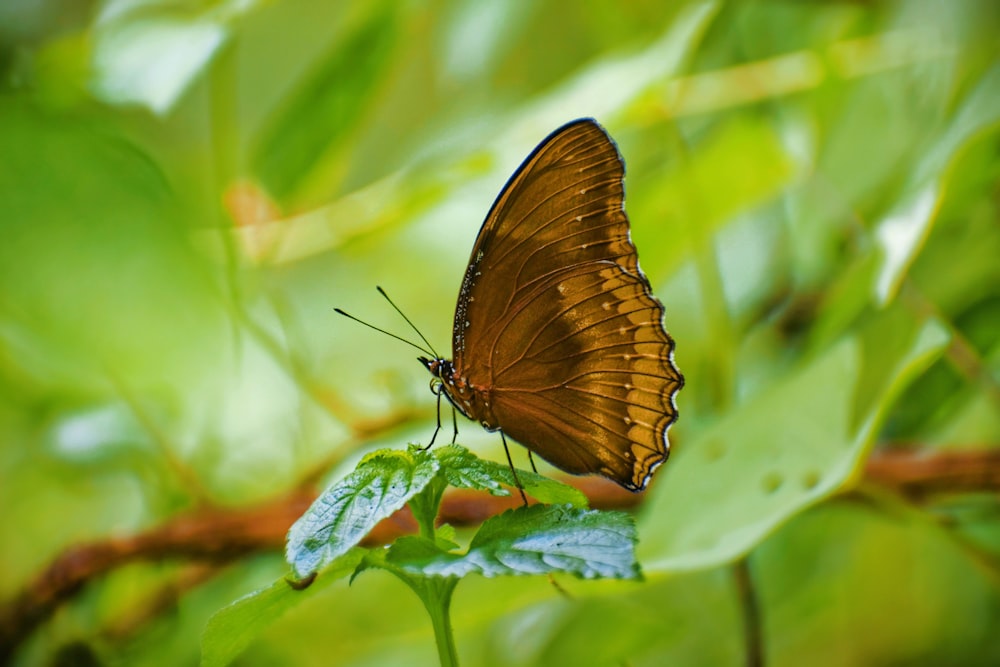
xmin=286 ymin=448 xmax=438 ymax=577
xmin=435 ymin=444 xmax=510 ymax=495
xmin=435 ymin=444 xmax=588 ymax=507
xmin=385 ymin=504 xmax=638 ymax=580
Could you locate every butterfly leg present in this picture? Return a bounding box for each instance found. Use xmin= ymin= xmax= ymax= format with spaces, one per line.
xmin=527 ymin=450 xmax=539 ymax=474
xmin=500 ymin=431 xmax=529 ymax=506
xmin=450 ymin=405 xmax=459 ymax=445
xmin=424 ymin=383 xmax=444 ymax=450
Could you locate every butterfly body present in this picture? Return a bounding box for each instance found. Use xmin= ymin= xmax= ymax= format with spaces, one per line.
xmin=424 ymin=118 xmax=682 ymax=492
xmin=420 ymin=356 xmax=499 ymax=430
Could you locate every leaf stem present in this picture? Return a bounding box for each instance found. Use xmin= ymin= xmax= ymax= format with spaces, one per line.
xmin=389 ymin=569 xmax=460 ymax=667
xmin=419 ymin=577 xmax=460 ymax=667
xmin=409 ymin=476 xmax=447 ymax=540
xmin=396 ymin=472 xmax=461 ymax=665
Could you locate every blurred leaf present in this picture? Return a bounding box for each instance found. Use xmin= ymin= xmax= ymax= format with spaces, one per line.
xmin=872 ymin=185 xmax=938 ymax=306
xmin=913 ymin=62 xmax=1000 ymax=188
xmin=754 ymin=496 xmax=1000 ymax=666
xmin=0 ymin=103 xmax=219 ymax=389
xmin=807 ymin=254 xmax=879 ymax=352
xmin=873 ymin=63 xmax=1000 ymax=306
xmin=286 ymin=448 xmax=438 ymax=577
xmin=639 ymin=315 xmax=949 ymax=572
xmin=253 ymin=2 xmax=397 ymax=201
xmin=478 ymin=569 xmax=741 ymax=667
xmin=200 ymin=550 xmax=364 ymax=667
xmin=634 ymin=115 xmax=800 ymax=274
xmin=522 ymin=2 xmax=719 ymax=131
xmin=211 ymin=172 xmax=416 ymax=265
xmin=852 ymin=306 xmax=953 ymax=433
xmin=90 ymin=0 xmax=252 ymax=115
xmin=385 ymin=504 xmax=639 ymax=580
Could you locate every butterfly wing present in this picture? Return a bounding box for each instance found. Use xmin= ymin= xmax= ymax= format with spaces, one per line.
xmin=453 ymin=118 xmax=682 ymax=491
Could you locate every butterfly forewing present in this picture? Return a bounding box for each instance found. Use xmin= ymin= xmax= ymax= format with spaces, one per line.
xmin=444 ymin=118 xmax=682 ymax=491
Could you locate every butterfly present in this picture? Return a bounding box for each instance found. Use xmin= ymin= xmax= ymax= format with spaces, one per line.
xmin=420 ymin=118 xmax=683 ymax=491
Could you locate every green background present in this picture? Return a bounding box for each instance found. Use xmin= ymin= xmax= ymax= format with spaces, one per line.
xmin=1 ymin=1 xmax=998 ymax=665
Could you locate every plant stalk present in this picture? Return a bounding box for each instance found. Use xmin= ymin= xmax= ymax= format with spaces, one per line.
xmin=392 ymin=570 xmax=459 ymax=667
xmin=420 ymin=577 xmax=459 ymax=667
xmin=733 ymin=557 xmax=763 ymax=667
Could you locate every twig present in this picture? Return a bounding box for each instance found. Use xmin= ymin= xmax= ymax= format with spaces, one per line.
xmin=733 ymin=557 xmax=764 ymax=667
xmin=0 ymin=488 xmax=313 ymax=664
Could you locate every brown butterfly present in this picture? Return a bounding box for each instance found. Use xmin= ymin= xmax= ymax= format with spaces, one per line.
xmin=420 ymin=118 xmax=683 ymax=491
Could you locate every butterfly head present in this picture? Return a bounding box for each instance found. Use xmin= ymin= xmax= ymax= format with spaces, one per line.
xmin=418 ymin=356 xmax=451 ymax=380
xmin=419 ymin=356 xmax=488 ymax=424
xmin=420 ymin=356 xmax=461 ymax=395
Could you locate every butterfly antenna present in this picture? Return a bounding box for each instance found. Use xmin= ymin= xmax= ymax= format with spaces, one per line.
xmin=333 ymin=308 xmax=433 ymax=357
xmin=376 ymin=286 xmax=441 ymax=359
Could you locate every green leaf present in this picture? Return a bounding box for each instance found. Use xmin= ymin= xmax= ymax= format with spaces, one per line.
xmin=434 ymin=524 xmax=460 ymax=550
xmin=386 ymin=535 xmax=448 ymax=562
xmin=200 ymin=550 xmax=364 ymax=667
xmin=872 ymin=64 xmax=1000 ymax=307
xmin=635 ymin=115 xmax=800 ymax=269
xmin=385 ymin=504 xmax=639 ymax=580
xmin=435 ymin=444 xmax=512 ymax=496
xmin=435 ymin=444 xmax=588 ymax=507
xmin=639 ymin=317 xmax=949 ymax=572
xmin=513 ymin=470 xmax=590 ymax=508
xmin=286 ymin=448 xmax=439 ymax=577
xmin=253 ymin=3 xmax=399 ymax=200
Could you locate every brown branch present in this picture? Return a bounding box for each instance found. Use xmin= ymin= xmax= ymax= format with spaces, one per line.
xmin=2 ymin=449 xmax=998 ymax=662
xmin=865 ymin=447 xmax=1000 ymax=497
xmin=0 ymin=489 xmax=315 ymax=663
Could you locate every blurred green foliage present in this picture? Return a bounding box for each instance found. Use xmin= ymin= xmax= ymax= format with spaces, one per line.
xmin=1 ymin=1 xmax=998 ymax=665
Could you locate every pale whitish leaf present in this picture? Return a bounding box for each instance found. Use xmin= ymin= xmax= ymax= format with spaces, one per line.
xmin=873 ymin=64 xmax=1000 ymax=306
xmin=386 ymin=504 xmax=639 ymax=580
xmin=873 ymin=185 xmax=937 ymax=305
xmin=285 ymin=448 xmax=438 ymax=577
xmin=92 ymin=17 xmax=226 ymax=115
